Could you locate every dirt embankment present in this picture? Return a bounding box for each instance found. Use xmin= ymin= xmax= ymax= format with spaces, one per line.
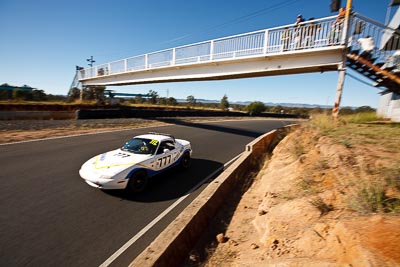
xmin=193 ymin=125 xmax=400 ymax=267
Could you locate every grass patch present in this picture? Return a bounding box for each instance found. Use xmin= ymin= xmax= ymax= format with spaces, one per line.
xmin=300 ymin=112 xmax=400 ymax=214
xmin=347 ymin=177 xmax=400 ymax=214
xmin=341 ymin=111 xmax=378 ymax=124
xmin=308 ymin=113 xmax=400 ymax=153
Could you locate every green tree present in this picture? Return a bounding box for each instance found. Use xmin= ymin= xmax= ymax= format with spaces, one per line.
xmin=13 ymin=89 xmax=28 ymax=100
xmin=220 ymin=94 xmax=229 ymax=111
xmin=186 ymin=95 xmax=196 ymax=106
xmin=82 ymin=86 xmax=106 ymax=103
xmin=32 ymin=89 xmax=47 ymax=101
xmin=167 ymin=97 xmax=178 ymax=106
xmin=134 ymin=95 xmax=144 ymax=104
xmin=246 ymin=101 xmax=266 ymax=116
xmin=0 ymin=90 xmax=10 ymax=100
xmin=158 ymin=97 xmax=167 ymax=105
xmin=355 ymin=106 xmax=375 ymax=113
xmin=148 ymin=90 xmax=159 ymax=104
xmin=67 ymin=87 xmax=81 ymax=101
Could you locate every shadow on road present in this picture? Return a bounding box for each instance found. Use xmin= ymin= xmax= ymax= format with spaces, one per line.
xmin=103 ymin=158 xmax=223 ymax=202
xmin=154 ymin=118 xmax=264 ymax=138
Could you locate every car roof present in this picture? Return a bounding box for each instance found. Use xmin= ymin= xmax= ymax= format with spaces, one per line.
xmin=135 ymin=133 xmax=173 ymax=142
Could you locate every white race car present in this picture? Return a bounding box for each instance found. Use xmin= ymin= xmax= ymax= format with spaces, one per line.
xmin=79 ymin=132 xmax=192 ymax=192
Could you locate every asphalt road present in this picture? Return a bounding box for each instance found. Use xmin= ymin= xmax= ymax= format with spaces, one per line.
xmin=0 ymin=118 xmax=297 ymax=267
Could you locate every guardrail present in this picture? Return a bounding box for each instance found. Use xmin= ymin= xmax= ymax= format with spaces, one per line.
xmin=129 ymin=125 xmax=297 ymax=267
xmin=79 ymin=16 xmax=339 ymax=80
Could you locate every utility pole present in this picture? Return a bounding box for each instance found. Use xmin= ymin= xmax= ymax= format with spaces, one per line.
xmin=84 ymin=56 xmax=96 ymax=103
xmin=87 ymin=56 xmax=95 ymax=67
xmin=332 ymin=0 xmax=352 ymax=121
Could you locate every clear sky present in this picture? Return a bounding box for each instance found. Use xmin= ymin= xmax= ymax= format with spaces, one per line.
xmin=0 ymin=0 xmax=396 ymax=108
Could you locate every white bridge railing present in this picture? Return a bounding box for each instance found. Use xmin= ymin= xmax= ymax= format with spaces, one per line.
xmin=78 ymin=13 xmax=399 ymax=81
xmin=79 ymin=15 xmax=340 ymax=80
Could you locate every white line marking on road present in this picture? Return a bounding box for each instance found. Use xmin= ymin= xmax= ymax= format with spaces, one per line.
xmin=99 ymin=153 xmax=243 ymax=267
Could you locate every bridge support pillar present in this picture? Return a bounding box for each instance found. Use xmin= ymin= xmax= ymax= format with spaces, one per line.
xmin=333 ymin=0 xmax=352 ymax=122
xmin=332 ymin=63 xmax=346 ymax=121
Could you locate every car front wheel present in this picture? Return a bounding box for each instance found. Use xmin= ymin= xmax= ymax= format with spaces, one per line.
xmin=127 ymin=171 xmax=148 ymax=193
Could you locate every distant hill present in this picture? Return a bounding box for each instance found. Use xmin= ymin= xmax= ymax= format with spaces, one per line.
xmin=177 ymin=98 xmax=339 ymax=109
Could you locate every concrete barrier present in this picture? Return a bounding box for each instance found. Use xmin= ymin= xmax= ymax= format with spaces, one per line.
xmin=76 ymin=109 xmax=303 ymax=120
xmin=129 ymin=125 xmax=296 ymax=267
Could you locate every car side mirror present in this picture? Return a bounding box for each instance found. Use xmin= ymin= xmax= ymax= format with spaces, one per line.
xmin=163 ymin=148 xmax=169 ymax=153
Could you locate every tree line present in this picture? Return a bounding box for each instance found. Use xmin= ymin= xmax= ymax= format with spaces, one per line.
xmin=2 ymin=84 xmax=375 ymax=116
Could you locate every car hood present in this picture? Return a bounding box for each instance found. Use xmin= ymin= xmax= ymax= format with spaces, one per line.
xmin=83 ymin=149 xmax=152 ymax=176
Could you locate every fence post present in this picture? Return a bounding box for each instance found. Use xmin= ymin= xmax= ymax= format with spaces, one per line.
xmin=263 ymin=30 xmax=269 ymax=54
xmin=172 ymin=48 xmax=176 ymax=65
xmin=210 ymin=40 xmax=214 ymax=61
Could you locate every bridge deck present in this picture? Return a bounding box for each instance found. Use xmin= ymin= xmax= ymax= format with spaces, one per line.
xmin=77 ymin=13 xmax=399 ymax=87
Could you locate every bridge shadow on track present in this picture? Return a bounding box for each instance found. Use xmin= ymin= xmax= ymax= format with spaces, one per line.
xmin=103 ymin=158 xmax=223 ymax=202
xmin=154 ymin=118 xmax=263 ymax=138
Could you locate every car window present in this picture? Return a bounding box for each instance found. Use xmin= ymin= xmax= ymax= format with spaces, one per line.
xmin=156 ymin=140 xmax=175 ymax=154
xmin=122 ymin=138 xmax=158 ymax=155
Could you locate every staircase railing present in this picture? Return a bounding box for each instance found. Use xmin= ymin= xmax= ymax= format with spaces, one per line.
xmin=348 ymin=13 xmax=400 ymax=64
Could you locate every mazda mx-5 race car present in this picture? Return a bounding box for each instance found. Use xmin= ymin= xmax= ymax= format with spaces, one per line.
xmin=79 ymin=132 xmax=192 ymax=192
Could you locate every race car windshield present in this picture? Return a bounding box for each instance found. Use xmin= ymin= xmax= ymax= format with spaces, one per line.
xmin=121 ymin=138 xmax=158 ymax=155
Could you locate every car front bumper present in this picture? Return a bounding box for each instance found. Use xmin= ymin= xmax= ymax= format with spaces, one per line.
xmin=79 ymin=168 xmax=128 ymax=190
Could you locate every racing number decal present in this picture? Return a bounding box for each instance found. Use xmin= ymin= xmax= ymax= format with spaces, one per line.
xmin=157 ymin=155 xmax=172 ymax=168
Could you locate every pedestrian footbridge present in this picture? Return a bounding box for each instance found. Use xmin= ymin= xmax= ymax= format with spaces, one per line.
xmin=73 ymin=13 xmax=399 ymax=94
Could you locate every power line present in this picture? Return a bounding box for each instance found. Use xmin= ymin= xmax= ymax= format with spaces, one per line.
xmin=162 ymin=0 xmax=298 ymax=45
xmin=95 ymin=0 xmax=299 ymax=58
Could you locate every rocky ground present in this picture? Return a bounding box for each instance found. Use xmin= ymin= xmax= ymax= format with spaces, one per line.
xmin=187 ymin=121 xmax=400 ymax=267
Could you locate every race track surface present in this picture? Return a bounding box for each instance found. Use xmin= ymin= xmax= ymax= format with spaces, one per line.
xmin=0 ymin=119 xmax=296 ymax=267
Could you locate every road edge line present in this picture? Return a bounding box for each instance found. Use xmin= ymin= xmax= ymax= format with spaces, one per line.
xmin=129 ymin=124 xmax=297 ymax=267
xmin=99 ymin=153 xmax=242 ymax=267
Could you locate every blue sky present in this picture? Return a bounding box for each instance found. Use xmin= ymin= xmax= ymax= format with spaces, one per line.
xmin=0 ymin=0 xmax=395 ymax=108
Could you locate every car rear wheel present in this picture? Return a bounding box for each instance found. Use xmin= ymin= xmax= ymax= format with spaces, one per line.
xmin=127 ymin=171 xmax=148 ymax=193
xmin=181 ymin=152 xmax=191 ymax=169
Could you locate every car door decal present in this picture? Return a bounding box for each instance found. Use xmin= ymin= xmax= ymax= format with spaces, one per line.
xmin=157 ymin=155 xmax=172 ymax=168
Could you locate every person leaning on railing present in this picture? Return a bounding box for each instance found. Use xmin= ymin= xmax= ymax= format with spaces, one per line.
xmin=294 ymin=14 xmax=305 ymax=49
xmin=329 ymin=7 xmax=346 ymax=44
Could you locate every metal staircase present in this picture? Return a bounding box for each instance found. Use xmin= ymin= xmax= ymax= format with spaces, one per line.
xmin=346 ymin=13 xmax=400 ymax=94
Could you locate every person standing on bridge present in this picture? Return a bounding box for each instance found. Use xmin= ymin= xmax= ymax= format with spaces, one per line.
xmin=329 ymin=7 xmax=346 ymax=44
xmin=294 ymin=14 xmax=305 ymax=49
xmin=281 ymin=27 xmax=292 ymax=51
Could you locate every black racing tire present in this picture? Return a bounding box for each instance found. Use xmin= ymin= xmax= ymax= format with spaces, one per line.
xmin=127 ymin=170 xmax=148 ymax=193
xmin=180 ymin=152 xmax=191 ymax=169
